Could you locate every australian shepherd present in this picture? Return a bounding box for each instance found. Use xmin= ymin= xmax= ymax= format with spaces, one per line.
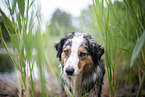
xmin=55 ymin=32 xmax=105 ymax=97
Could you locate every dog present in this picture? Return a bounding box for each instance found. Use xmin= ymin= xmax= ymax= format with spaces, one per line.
xmin=55 ymin=32 xmax=105 ymax=97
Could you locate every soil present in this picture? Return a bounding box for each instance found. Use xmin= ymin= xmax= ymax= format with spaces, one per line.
xmin=0 ymin=79 xmax=145 ymax=97
xmin=0 ymin=80 xmax=18 ymax=97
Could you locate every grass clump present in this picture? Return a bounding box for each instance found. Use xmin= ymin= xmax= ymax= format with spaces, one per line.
xmin=90 ymin=0 xmax=145 ymax=96
xmin=0 ymin=0 xmax=60 ymax=96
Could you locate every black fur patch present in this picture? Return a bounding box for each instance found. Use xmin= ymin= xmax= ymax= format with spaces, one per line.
xmin=55 ymin=32 xmax=75 ymax=61
xmin=84 ymin=34 xmax=104 ymax=65
xmin=82 ymin=59 xmax=105 ymax=96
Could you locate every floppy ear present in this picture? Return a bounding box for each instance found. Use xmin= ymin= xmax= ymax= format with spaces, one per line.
xmin=86 ymin=35 xmax=104 ymax=65
xmin=55 ymin=32 xmax=76 ymax=61
xmin=94 ymin=44 xmax=104 ymax=61
xmin=90 ymin=42 xmax=104 ymax=65
xmin=55 ymin=37 xmax=66 ymax=61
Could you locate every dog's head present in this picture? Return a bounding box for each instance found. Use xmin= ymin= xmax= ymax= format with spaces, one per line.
xmin=55 ymin=32 xmax=104 ymax=77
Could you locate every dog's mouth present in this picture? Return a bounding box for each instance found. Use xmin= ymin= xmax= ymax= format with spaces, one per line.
xmin=65 ymin=73 xmax=75 ymax=77
xmin=65 ymin=71 xmax=81 ymax=78
xmin=64 ymin=72 xmax=77 ymax=78
xmin=66 ymin=75 xmax=74 ymax=78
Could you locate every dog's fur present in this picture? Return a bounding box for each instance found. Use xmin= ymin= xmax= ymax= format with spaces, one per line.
xmin=55 ymin=32 xmax=105 ymax=97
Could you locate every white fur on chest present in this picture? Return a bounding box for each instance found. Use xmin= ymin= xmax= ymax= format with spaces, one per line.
xmin=63 ymin=74 xmax=83 ymax=97
xmin=62 ymin=66 xmax=101 ymax=97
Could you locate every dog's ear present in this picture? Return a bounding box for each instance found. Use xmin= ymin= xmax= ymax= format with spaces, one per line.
xmin=89 ymin=41 xmax=104 ymax=65
xmin=93 ymin=44 xmax=104 ymax=61
xmin=55 ymin=32 xmax=76 ymax=61
xmin=86 ymin=35 xmax=104 ymax=65
xmin=55 ymin=37 xmax=66 ymax=61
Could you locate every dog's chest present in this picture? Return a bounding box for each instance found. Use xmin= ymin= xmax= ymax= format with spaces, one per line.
xmin=63 ymin=75 xmax=99 ymax=97
xmin=63 ymin=74 xmax=82 ymax=97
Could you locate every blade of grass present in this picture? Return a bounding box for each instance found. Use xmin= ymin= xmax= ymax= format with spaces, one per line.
xmin=11 ymin=0 xmax=16 ymax=15
xmin=0 ymin=25 xmax=20 ymax=71
xmin=0 ymin=48 xmax=8 ymax=54
xmin=105 ymin=0 xmax=117 ymax=20
xmin=136 ymin=71 xmax=145 ymax=97
xmin=17 ymin=0 xmax=25 ymax=17
xmin=4 ymin=24 xmax=18 ymax=50
xmin=0 ymin=8 xmax=15 ymax=34
xmin=16 ymin=12 xmax=22 ymax=33
xmin=93 ymin=0 xmax=104 ymax=36
xmin=130 ymin=30 xmax=145 ymax=68
xmin=66 ymin=85 xmax=73 ymax=97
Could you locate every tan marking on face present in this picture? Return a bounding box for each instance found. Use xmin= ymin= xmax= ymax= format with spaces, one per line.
xmin=77 ymin=47 xmax=94 ymax=77
xmin=61 ymin=45 xmax=71 ymax=66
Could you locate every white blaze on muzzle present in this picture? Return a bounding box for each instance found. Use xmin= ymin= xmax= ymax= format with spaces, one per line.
xmin=64 ymin=34 xmax=84 ymax=76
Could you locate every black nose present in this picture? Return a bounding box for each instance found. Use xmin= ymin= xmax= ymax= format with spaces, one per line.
xmin=65 ymin=68 xmax=74 ymax=75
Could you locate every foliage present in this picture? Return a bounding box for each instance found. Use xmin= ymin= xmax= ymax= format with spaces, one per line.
xmin=0 ymin=16 xmax=11 ymax=42
xmin=80 ymin=0 xmax=145 ymax=96
xmin=0 ymin=0 xmax=60 ymax=96
xmin=89 ymin=0 xmax=145 ymax=96
xmin=0 ymin=0 xmax=145 ymax=96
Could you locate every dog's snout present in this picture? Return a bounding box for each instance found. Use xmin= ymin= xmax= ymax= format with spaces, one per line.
xmin=65 ymin=68 xmax=74 ymax=75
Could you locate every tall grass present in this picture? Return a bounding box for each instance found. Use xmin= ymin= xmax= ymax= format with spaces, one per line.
xmin=0 ymin=0 xmax=38 ymax=96
xmin=92 ymin=0 xmax=145 ymax=96
xmin=0 ymin=0 xmax=60 ymax=96
xmin=92 ymin=0 xmax=117 ymax=96
xmin=0 ymin=0 xmax=144 ymax=97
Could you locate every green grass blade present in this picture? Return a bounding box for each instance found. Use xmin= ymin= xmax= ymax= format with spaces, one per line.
xmin=17 ymin=0 xmax=25 ymax=17
xmin=11 ymin=0 xmax=16 ymax=15
xmin=0 ymin=48 xmax=8 ymax=54
xmin=29 ymin=0 xmax=35 ymax=9
xmin=117 ymin=47 xmax=132 ymax=55
xmin=83 ymin=81 xmax=98 ymax=97
xmin=66 ymin=85 xmax=73 ymax=97
xmin=16 ymin=13 xmax=22 ymax=33
xmin=0 ymin=25 xmax=20 ymax=71
xmin=136 ymin=71 xmax=145 ymax=97
xmin=129 ymin=68 xmax=132 ymax=90
xmin=106 ymin=0 xmax=117 ymax=20
xmin=93 ymin=0 xmax=104 ymax=35
xmin=4 ymin=24 xmax=18 ymax=50
xmin=130 ymin=30 xmax=145 ymax=68
xmin=0 ymin=8 xmax=15 ymax=34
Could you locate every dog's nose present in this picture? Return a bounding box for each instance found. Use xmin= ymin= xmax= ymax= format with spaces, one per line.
xmin=65 ymin=68 xmax=74 ymax=75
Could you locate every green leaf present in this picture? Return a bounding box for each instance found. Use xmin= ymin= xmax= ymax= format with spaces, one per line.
xmin=16 ymin=13 xmax=22 ymax=33
xmin=66 ymin=85 xmax=73 ymax=97
xmin=130 ymin=30 xmax=145 ymax=68
xmin=0 ymin=25 xmax=20 ymax=71
xmin=0 ymin=8 xmax=15 ymax=34
xmin=11 ymin=0 xmax=16 ymax=15
xmin=136 ymin=71 xmax=145 ymax=97
xmin=29 ymin=0 xmax=35 ymax=10
xmin=17 ymin=0 xmax=25 ymax=17
xmin=93 ymin=0 xmax=104 ymax=36
xmin=4 ymin=24 xmax=18 ymax=50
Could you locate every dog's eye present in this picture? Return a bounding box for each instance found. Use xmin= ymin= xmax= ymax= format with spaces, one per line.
xmin=64 ymin=50 xmax=69 ymax=56
xmin=79 ymin=52 xmax=86 ymax=58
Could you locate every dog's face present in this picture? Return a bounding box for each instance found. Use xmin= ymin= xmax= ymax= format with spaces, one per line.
xmin=55 ymin=32 xmax=104 ymax=77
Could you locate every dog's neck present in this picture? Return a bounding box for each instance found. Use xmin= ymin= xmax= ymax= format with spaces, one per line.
xmin=68 ymin=74 xmax=83 ymax=97
xmin=62 ymin=65 xmax=101 ymax=97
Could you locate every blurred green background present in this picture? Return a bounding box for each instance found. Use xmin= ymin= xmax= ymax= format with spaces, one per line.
xmin=0 ymin=0 xmax=145 ymax=97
